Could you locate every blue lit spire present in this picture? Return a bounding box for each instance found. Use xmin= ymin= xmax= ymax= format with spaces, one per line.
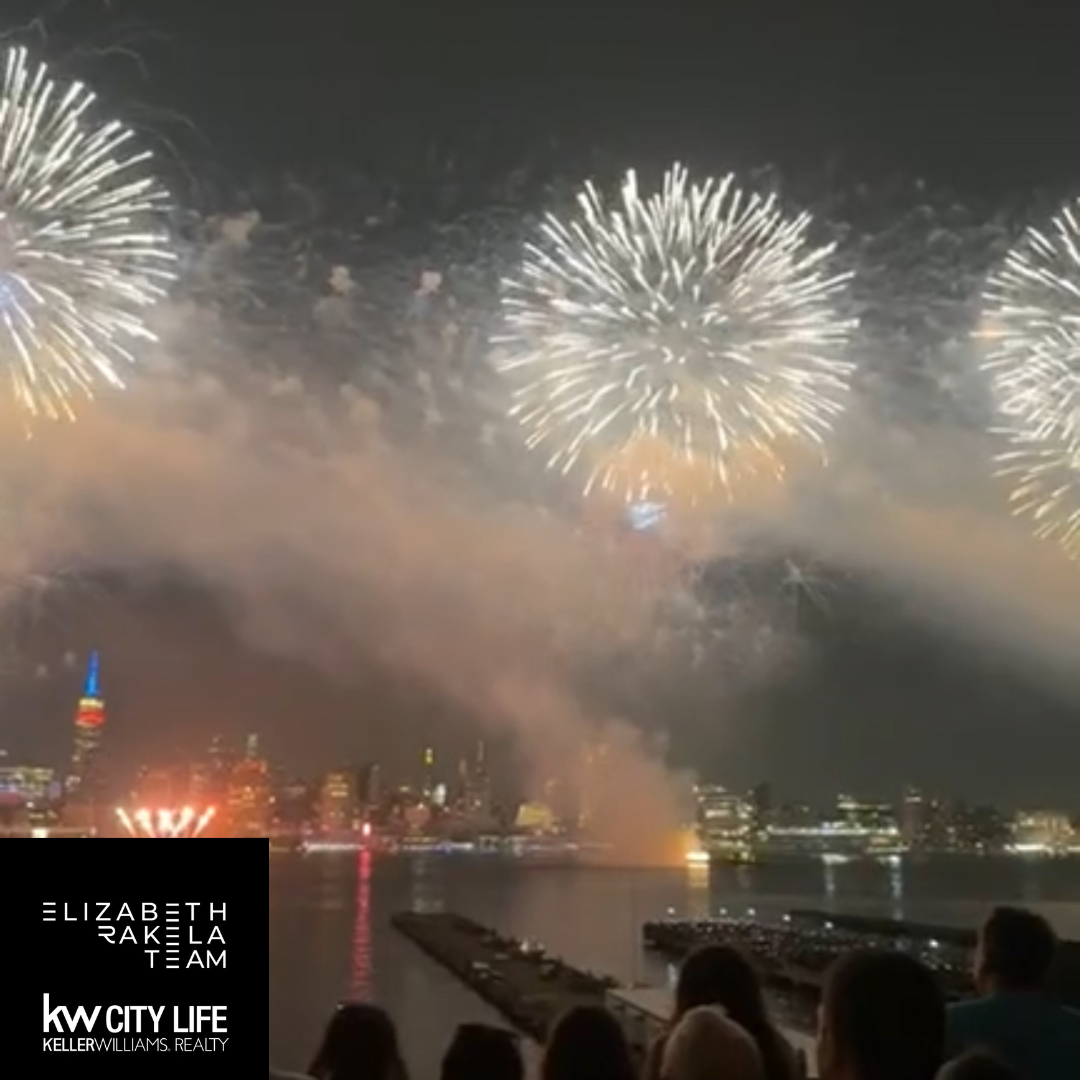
xmin=82 ymin=651 xmax=101 ymax=700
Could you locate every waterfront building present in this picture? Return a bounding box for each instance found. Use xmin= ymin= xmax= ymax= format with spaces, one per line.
xmin=1011 ymin=810 xmax=1076 ymax=854
xmin=208 ymin=733 xmax=236 ymax=781
xmin=421 ymin=746 xmax=435 ymax=798
xmin=695 ymin=784 xmax=755 ymax=860
xmin=402 ymin=802 xmax=431 ymax=833
xmin=901 ymin=786 xmax=926 ymax=847
xmin=358 ymin=761 xmax=381 ymax=814
xmin=751 ymin=781 xmax=773 ymax=829
xmin=227 ymin=756 xmax=271 ymax=836
xmin=760 ymin=793 xmax=903 ymax=859
xmin=941 ymin=802 xmax=1011 ymax=854
xmin=836 ymin=793 xmax=897 ymax=831
xmin=0 ymin=763 xmax=58 ymax=826
xmin=462 ymin=740 xmax=492 ymax=822
xmin=515 ymin=800 xmax=556 ymax=834
xmin=319 ymin=770 xmax=360 ymax=832
xmin=275 ymin=777 xmax=314 ymax=828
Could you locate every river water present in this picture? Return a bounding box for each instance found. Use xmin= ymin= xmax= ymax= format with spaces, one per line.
xmin=269 ymin=853 xmax=1080 ymax=1076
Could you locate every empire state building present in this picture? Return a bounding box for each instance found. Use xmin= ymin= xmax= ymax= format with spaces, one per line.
xmin=66 ymin=652 xmax=106 ymax=809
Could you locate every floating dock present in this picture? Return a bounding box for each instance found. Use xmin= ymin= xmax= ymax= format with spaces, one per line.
xmin=643 ymin=919 xmax=826 ymax=996
xmin=393 ymin=911 xmax=817 ymax=1070
xmin=391 ymin=912 xmax=617 ymax=1043
xmin=788 ymin=909 xmax=1080 ymax=1007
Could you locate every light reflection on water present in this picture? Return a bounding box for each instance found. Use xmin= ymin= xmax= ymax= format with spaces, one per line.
xmin=270 ymin=854 xmax=1080 ymax=1076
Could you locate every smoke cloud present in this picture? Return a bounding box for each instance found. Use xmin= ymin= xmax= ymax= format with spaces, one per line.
xmin=0 ymin=303 xmax=697 ymax=862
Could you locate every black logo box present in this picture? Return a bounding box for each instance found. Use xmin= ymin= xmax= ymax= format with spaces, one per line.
xmin=3 ymin=840 xmax=267 ymax=1080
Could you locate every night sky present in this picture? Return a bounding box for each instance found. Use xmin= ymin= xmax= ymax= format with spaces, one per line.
xmin=3 ymin=1 xmax=1080 ymax=807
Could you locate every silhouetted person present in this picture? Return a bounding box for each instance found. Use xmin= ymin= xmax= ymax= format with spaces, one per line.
xmin=309 ymin=1003 xmax=409 ymax=1080
xmin=644 ymin=945 xmax=802 ymax=1080
xmin=818 ymin=951 xmax=945 ymax=1080
xmin=541 ymin=1006 xmax=636 ymax=1080
xmin=441 ymin=1023 xmax=524 ymax=1080
xmin=661 ymin=1005 xmax=765 ymax=1080
xmin=947 ymin=907 xmax=1080 ymax=1080
xmin=935 ymin=1051 xmax=1021 ymax=1080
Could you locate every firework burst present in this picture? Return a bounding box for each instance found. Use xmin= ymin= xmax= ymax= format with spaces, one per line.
xmin=494 ymin=164 xmax=856 ymax=503
xmin=0 ymin=45 xmax=175 ymax=420
xmin=979 ymin=200 xmax=1080 ymax=557
xmin=117 ymin=806 xmax=216 ymax=837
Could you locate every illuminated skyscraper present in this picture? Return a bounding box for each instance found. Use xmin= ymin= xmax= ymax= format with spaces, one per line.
xmin=695 ymin=784 xmax=754 ymax=859
xmin=208 ymin=734 xmax=232 ymax=777
xmin=462 ymin=740 xmax=491 ymax=821
xmin=901 ymin=786 xmax=926 ymax=848
xmin=226 ymin=756 xmax=271 ymax=837
xmin=66 ymin=652 xmax=105 ymax=799
xmin=319 ymin=771 xmax=359 ymax=832
xmin=422 ymin=746 xmax=435 ymax=797
xmin=358 ymin=762 xmax=381 ymax=813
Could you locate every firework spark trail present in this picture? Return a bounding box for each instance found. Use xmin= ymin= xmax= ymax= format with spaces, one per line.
xmin=117 ymin=806 xmax=216 ymax=837
xmin=979 ymin=200 xmax=1080 ymax=557
xmin=0 ymin=45 xmax=175 ymax=420
xmin=494 ymin=164 xmax=856 ymax=503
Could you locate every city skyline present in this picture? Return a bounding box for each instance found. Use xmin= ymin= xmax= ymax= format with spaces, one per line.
xmin=1 ymin=612 xmax=1078 ymax=810
xmin=4 ymin=692 xmax=1079 ymax=844
xmin=7 ymin=720 xmax=1077 ymax=851
xmin=0 ymin=593 xmax=1073 ymax=855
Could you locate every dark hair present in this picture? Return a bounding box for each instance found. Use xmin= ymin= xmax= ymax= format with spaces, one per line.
xmin=823 ymin=951 xmax=945 ymax=1080
xmin=936 ymin=1051 xmax=1022 ymax=1080
xmin=309 ymin=1003 xmax=408 ymax=1080
xmin=978 ymin=907 xmax=1058 ymax=990
xmin=672 ymin=945 xmax=794 ymax=1080
xmin=542 ymin=1006 xmax=636 ymax=1080
xmin=442 ymin=1024 xmax=524 ymax=1080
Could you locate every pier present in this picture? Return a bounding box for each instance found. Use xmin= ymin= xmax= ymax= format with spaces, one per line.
xmin=787 ymin=909 xmax=1080 ymax=1007
xmin=643 ymin=914 xmax=980 ymax=1011
xmin=391 ymin=912 xmax=618 ymax=1043
xmin=393 ymin=911 xmax=818 ymax=1071
xmin=788 ymin=910 xmax=976 ymax=947
xmin=644 ymin=911 xmax=1080 ymax=1010
xmin=643 ymin=919 xmax=827 ymax=997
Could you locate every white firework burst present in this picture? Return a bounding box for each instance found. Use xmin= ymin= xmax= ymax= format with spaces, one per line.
xmin=979 ymin=200 xmax=1080 ymax=556
xmin=116 ymin=806 xmax=216 ymax=838
xmin=0 ymin=45 xmax=175 ymax=420
xmin=494 ymin=164 xmax=856 ymax=502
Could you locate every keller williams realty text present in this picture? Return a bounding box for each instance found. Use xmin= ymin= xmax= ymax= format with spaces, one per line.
xmin=44 ymin=1037 xmax=228 ymax=1052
